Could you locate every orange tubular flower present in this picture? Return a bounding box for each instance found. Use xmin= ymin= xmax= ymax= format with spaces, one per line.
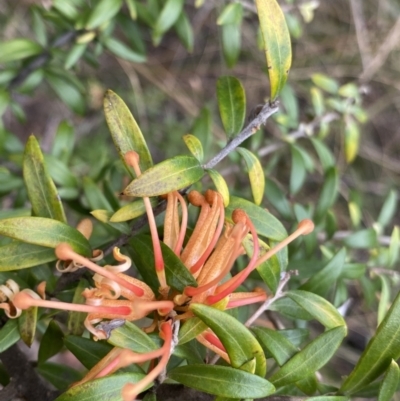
xmin=0 ymin=150 xmax=315 ymax=401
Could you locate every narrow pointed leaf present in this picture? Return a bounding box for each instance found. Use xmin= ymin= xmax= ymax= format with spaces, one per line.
xmin=154 ymin=0 xmax=184 ymax=36
xmin=217 ymin=76 xmax=246 ymax=137
xmin=378 ymin=360 xmax=400 ymax=401
xmin=243 ymin=236 xmax=280 ymax=293
xmin=0 ymin=241 xmax=56 ymax=271
xmin=206 ymin=169 xmax=230 ymax=207
xmin=18 ymin=307 xmax=38 ymax=347
xmin=270 ymin=297 xmax=314 ymax=320
xmin=255 ymin=0 xmax=292 ymax=99
xmin=38 ymin=320 xmax=64 ymax=364
xmin=315 ymin=167 xmax=338 ymax=222
xmin=0 ymin=217 xmax=91 ymax=256
xmin=54 ymin=373 xmax=147 ymax=401
xmin=226 ymin=196 xmax=287 ymax=240
xmin=340 ymin=290 xmax=400 ymax=394
xmin=178 ymin=298 xmax=229 ymax=345
xmin=300 ymin=248 xmax=346 ymax=296
xmin=67 ymin=279 xmax=88 ymax=336
xmin=0 ymin=39 xmax=42 ymax=63
xmin=168 ymin=365 xmax=275 ymax=398
xmin=0 ymin=319 xmax=20 ymax=352
xmin=37 ymin=362 xmax=82 ymax=391
xmin=110 ymin=198 xmax=157 ymax=222
xmin=64 ymin=335 xmax=113 ymax=370
xmin=286 ymin=290 xmax=346 ymax=329
xmin=269 ymin=326 xmax=346 ymax=387
xmin=252 ymin=327 xmax=298 ymax=365
xmin=190 ymin=304 xmax=266 ymax=377
xmin=237 ymin=147 xmax=264 ymax=205
xmin=129 ymin=235 xmax=197 ymax=292
xmin=85 ymin=0 xmax=123 ymax=29
xmin=183 ymin=134 xmax=204 ymax=162
xmin=108 ymin=321 xmax=158 ymax=353
xmin=104 ymin=90 xmax=152 ymax=176
xmin=23 ymin=135 xmax=66 ymax=222
xmin=123 ymin=155 xmax=204 ymax=197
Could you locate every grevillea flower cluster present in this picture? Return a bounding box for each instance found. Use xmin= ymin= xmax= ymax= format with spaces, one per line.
xmin=0 ymin=151 xmax=314 ymax=401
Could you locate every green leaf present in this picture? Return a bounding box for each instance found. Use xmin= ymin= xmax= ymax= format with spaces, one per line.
xmin=286 ymin=290 xmax=346 ymax=329
xmin=38 ymin=320 xmax=64 ymax=364
xmin=252 ymin=327 xmax=298 ymax=365
xmin=190 ymin=304 xmax=267 ymax=377
xmin=168 ymin=365 xmax=275 ymax=398
xmin=0 ymin=319 xmax=20 ymax=352
xmin=217 ymin=3 xmax=243 ymax=25
xmin=290 ymin=145 xmax=306 ymax=195
xmin=255 ymin=0 xmax=292 ymax=99
xmin=206 ymin=169 xmax=230 ymax=207
xmin=343 ymin=228 xmax=377 ymax=249
xmin=314 ymin=167 xmax=338 ymax=222
xmin=378 ymin=275 xmax=391 ymax=326
xmin=378 ymin=190 xmax=397 ymax=229
xmin=270 ymin=296 xmax=314 ymax=320
xmin=123 ymin=155 xmax=204 ymax=197
xmin=226 ymin=196 xmax=287 ymax=240
xmin=269 ymin=326 xmax=346 ymax=387
xmin=217 ymin=76 xmax=246 ymax=137
xmin=183 ymin=134 xmax=204 ymax=162
xmin=104 ymin=89 xmax=153 ymax=176
xmin=46 ymin=70 xmax=85 ymax=115
xmin=222 ymin=24 xmax=241 ymax=68
xmin=178 ymin=299 xmax=229 ymax=345
xmin=378 ymin=360 xmax=400 ymax=401
xmin=344 ymin=118 xmax=360 ymax=163
xmin=67 ymin=279 xmax=88 ymax=336
xmin=299 ymin=248 xmax=346 ymax=296
xmin=389 ymin=226 xmax=400 ymax=267
xmin=340 ymin=290 xmax=400 ymax=394
xmin=83 ymin=177 xmax=113 ymax=211
xmin=153 ymin=0 xmax=184 ymax=38
xmin=51 ymin=120 xmax=75 ymax=163
xmin=125 ymin=0 xmax=137 ymax=19
xmin=64 ymin=335 xmax=113 ymax=370
xmin=110 ymin=198 xmax=157 ymax=222
xmin=85 ymin=0 xmax=123 ymax=29
xmin=54 ymin=372 xmax=147 ymax=401
xmin=243 ymin=236 xmax=280 ymax=293
xmin=0 ymin=217 xmax=91 ymax=256
xmin=0 ymin=39 xmax=42 ymax=63
xmin=236 ymin=148 xmax=264 ymax=205
xmin=18 ymin=307 xmax=38 ymax=347
xmin=0 ymin=241 xmax=56 ymax=271
xmin=104 ymin=37 xmax=146 ymax=63
xmin=310 ymin=87 xmax=325 ymax=117
xmin=64 ymin=43 xmax=88 ymax=69
xmin=129 ymin=235 xmax=197 ymax=293
xmin=43 ymin=154 xmax=78 ymax=188
xmin=174 ymin=11 xmax=194 ymax=52
xmin=264 ymin=179 xmax=293 ymax=220
xmin=37 ymin=362 xmax=82 ymax=391
xmin=108 ymin=321 xmax=158 ymax=353
xmin=23 ymin=135 xmax=66 ymax=222
xmin=311 ymin=73 xmax=339 ymax=94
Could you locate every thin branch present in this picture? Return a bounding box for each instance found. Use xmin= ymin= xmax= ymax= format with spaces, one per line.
xmin=245 ymin=271 xmax=296 ymax=327
xmin=203 ymin=101 xmax=279 ymax=170
xmin=349 ymin=0 xmax=372 ymax=70
xmin=0 ymin=343 xmax=60 ymax=401
xmin=360 ymin=17 xmax=400 ymax=83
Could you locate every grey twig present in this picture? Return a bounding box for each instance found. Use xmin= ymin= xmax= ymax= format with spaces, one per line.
xmin=245 ymin=270 xmax=296 ymax=327
xmin=203 ymin=101 xmax=279 ymax=170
